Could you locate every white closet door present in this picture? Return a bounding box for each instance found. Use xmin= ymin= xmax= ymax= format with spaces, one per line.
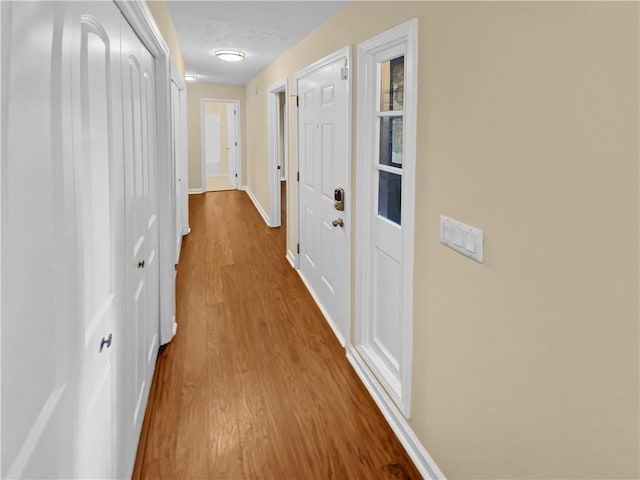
xmin=66 ymin=1 xmax=126 ymax=477
xmin=1 ymin=2 xmax=77 ymax=477
xmin=121 ymin=14 xmax=160 ymax=474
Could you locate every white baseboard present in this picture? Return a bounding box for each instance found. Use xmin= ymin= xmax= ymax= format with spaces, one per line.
xmin=188 ymin=188 xmax=204 ymax=194
xmin=241 ymin=186 xmax=271 ymax=227
xmin=295 ymin=268 xmax=345 ymax=347
xmin=285 ymin=250 xmax=296 ymax=269
xmin=346 ymin=347 xmax=446 ymax=480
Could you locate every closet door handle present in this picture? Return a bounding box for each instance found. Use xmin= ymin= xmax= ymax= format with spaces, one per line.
xmin=100 ymin=334 xmax=113 ymax=353
xmin=138 ymin=260 xmax=145 ymax=268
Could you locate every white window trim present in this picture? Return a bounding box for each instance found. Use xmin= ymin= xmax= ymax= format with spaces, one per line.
xmin=355 ymin=19 xmax=418 ymax=418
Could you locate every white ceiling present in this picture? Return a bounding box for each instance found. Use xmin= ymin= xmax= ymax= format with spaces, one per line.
xmin=166 ymin=1 xmax=346 ymax=85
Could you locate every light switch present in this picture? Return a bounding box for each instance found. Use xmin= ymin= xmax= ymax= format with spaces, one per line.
xmin=453 ymin=228 xmax=463 ymax=247
xmin=465 ymin=230 xmax=475 ymax=252
xmin=440 ymin=215 xmax=483 ymax=263
xmin=443 ymin=223 xmax=453 ymax=242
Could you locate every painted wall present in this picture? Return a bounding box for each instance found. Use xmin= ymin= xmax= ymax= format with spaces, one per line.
xmin=243 ymin=2 xmax=639 ymax=479
xmin=146 ymin=0 xmax=185 ymax=77
xmin=186 ymin=83 xmax=246 ymax=190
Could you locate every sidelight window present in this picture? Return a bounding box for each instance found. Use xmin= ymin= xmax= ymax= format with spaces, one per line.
xmin=376 ymin=55 xmax=405 ymax=225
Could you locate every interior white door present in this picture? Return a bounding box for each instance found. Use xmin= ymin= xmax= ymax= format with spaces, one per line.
xmin=227 ymin=105 xmax=237 ymax=187
xmin=204 ymin=113 xmax=220 ymax=178
xmin=121 ymin=15 xmax=160 ymax=473
xmin=68 ymin=2 xmax=126 ymax=477
xmin=1 ymin=3 xmax=78 ymax=477
xmin=171 ymin=79 xmax=183 ymax=263
xmin=297 ymin=52 xmax=350 ymax=344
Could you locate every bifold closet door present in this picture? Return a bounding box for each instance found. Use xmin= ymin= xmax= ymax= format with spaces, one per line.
xmin=66 ymin=2 xmax=127 ymax=477
xmin=1 ymin=2 xmax=79 ymax=477
xmin=120 ymin=13 xmax=161 ymax=474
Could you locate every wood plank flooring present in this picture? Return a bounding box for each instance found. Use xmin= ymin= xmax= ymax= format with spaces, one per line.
xmin=133 ymin=189 xmax=421 ymax=480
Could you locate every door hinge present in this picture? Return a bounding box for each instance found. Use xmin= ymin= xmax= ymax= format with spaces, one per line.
xmin=297 ymin=243 xmax=300 ymax=254
xmin=291 ymin=95 xmax=299 ymax=107
xmin=234 ymin=141 xmax=237 ymax=146
xmin=296 ymin=171 xmax=300 ymax=182
xmin=235 ymin=173 xmax=238 ymax=178
xmin=234 ymin=110 xmax=237 ymax=114
xmin=341 ymin=67 xmax=348 ymax=80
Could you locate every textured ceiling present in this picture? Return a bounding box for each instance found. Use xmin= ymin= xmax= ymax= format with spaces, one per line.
xmin=166 ymin=1 xmax=346 ymax=85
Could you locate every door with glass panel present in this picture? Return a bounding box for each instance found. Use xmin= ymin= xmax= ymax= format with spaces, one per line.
xmin=356 ymin=21 xmax=418 ymax=416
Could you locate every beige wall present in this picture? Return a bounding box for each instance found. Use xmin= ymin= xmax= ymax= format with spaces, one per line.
xmin=146 ymin=0 xmax=185 ymax=77
xmin=187 ymin=83 xmax=246 ymax=190
xmin=243 ymin=2 xmax=639 ymax=479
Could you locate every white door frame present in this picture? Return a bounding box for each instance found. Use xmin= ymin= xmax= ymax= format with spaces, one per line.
xmin=268 ymin=79 xmax=288 ymax=227
xmin=354 ymin=19 xmax=418 ymax=418
xmin=294 ymin=45 xmax=353 ymax=346
xmin=114 ymin=2 xmax=174 ymax=345
xmin=200 ymin=98 xmax=242 ymax=191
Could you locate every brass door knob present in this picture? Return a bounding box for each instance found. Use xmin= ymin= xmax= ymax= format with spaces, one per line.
xmin=332 ymin=218 xmax=344 ymax=228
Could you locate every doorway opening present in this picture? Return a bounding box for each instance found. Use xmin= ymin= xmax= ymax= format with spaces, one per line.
xmin=201 ymin=99 xmax=241 ymax=192
xmin=268 ymin=81 xmax=288 ymax=250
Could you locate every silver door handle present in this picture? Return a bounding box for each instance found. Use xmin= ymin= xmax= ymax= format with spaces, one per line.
xmin=332 ymin=218 xmax=344 ymax=228
xmin=100 ymin=333 xmax=112 ymax=353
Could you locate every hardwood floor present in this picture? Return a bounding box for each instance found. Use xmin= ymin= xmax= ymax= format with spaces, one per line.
xmin=133 ymin=190 xmax=421 ymax=480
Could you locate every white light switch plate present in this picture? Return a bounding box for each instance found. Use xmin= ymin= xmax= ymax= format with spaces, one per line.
xmin=440 ymin=215 xmax=484 ymax=263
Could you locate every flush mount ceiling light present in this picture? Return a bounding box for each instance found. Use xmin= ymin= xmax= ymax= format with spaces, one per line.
xmin=215 ymin=50 xmax=246 ymax=62
xmin=185 ymin=73 xmax=198 ymax=81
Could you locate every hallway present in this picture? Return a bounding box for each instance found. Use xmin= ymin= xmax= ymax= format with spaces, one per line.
xmin=133 ymin=191 xmax=421 ymax=479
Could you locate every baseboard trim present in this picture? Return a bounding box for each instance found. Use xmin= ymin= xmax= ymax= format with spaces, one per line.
xmin=286 ymin=250 xmax=296 ymax=269
xmin=346 ymin=347 xmax=446 ymax=480
xmin=188 ymin=188 xmax=204 ymax=194
xmin=240 ymin=186 xmax=271 ymax=227
xmin=295 ymin=268 xmax=345 ymax=347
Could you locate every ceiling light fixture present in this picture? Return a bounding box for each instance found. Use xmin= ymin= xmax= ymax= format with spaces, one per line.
xmin=215 ymin=50 xmax=246 ymax=62
xmin=185 ymin=73 xmax=198 ymax=81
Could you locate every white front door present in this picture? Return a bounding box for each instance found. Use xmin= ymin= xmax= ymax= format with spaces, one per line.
xmin=69 ymin=2 xmax=125 ymax=476
xmin=297 ymin=48 xmax=351 ymax=345
xmin=121 ymin=15 xmax=160 ymax=472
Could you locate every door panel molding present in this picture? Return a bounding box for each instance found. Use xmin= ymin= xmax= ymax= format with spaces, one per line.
xmin=355 ymin=19 xmax=418 ymax=418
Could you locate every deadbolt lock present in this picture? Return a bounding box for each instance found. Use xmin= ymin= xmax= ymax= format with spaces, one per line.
xmin=334 ymin=187 xmax=345 ymax=211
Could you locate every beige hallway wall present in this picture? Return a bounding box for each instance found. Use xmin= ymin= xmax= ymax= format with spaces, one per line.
xmin=187 ymin=83 xmax=245 ymax=190
xmin=243 ymin=2 xmax=639 ymax=479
